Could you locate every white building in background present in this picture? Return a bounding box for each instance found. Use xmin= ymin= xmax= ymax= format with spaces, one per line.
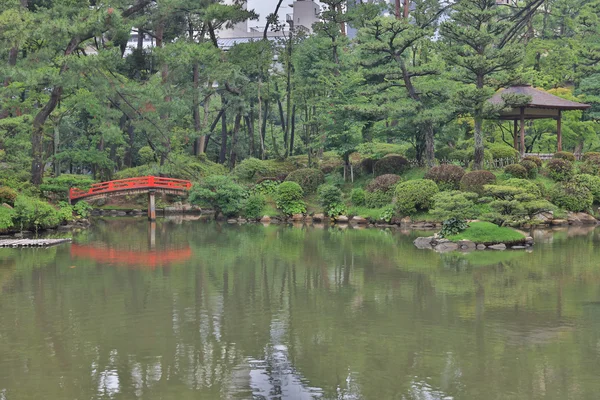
xmin=286 ymin=0 xmax=321 ymax=33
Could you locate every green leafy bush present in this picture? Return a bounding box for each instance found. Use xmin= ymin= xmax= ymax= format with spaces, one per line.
xmin=285 ymin=168 xmax=325 ymax=193
xmin=243 ymin=194 xmax=266 ymax=220
xmin=373 ymin=155 xmax=409 ymax=176
xmin=366 ymin=174 xmax=402 ymax=193
xmin=379 ymin=205 xmax=395 ymax=223
xmin=424 ymin=164 xmax=465 ymax=190
xmin=40 ymin=174 xmax=96 ymax=200
xmin=502 ymin=178 xmax=544 ymax=197
xmin=233 ymin=158 xmax=277 ymax=181
xmin=395 ymin=179 xmax=439 ymax=215
xmin=522 ymin=156 xmax=542 ymax=168
xmin=430 ymin=191 xmax=479 ymax=221
xmin=519 ymin=160 xmax=538 ymax=179
xmin=253 ymin=179 xmax=280 ymax=196
xmin=73 ymin=201 xmax=93 ymax=218
xmin=504 ymin=164 xmax=528 ymax=179
xmin=582 ymin=152 xmax=600 ymax=161
xmin=365 ymin=190 xmax=391 ymax=209
xmin=188 ymin=175 xmax=247 ymax=217
xmin=571 ymin=174 xmax=600 ymax=203
xmin=317 ymin=185 xmax=346 ymax=217
xmin=553 ymin=151 xmax=576 ymax=162
xmin=0 ymin=206 xmax=14 ymax=231
xmin=550 ymin=182 xmax=593 ymax=212
xmin=350 ymin=188 xmax=366 ymax=206
xmin=57 ymin=202 xmax=74 ymax=222
xmin=546 ymin=159 xmax=574 ymax=181
xmin=0 ymin=186 xmax=18 ymax=206
xmin=578 ymin=158 xmax=600 ymax=175
xmin=276 ymin=181 xmax=306 ymax=216
xmin=439 ymin=218 xmax=468 ymax=238
xmin=487 ymin=143 xmax=518 ymax=159
xmin=459 ymin=170 xmax=496 ymax=195
xmin=13 ymin=195 xmax=63 ymax=231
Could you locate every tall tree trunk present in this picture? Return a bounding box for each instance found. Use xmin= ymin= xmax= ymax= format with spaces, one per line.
xmin=403 ymin=0 xmax=409 ymax=19
xmin=289 ymin=105 xmax=296 ymax=156
xmin=425 ymin=122 xmax=435 ymax=168
xmin=193 ymin=62 xmax=201 ymax=155
xmin=473 ymin=117 xmax=484 ymax=170
xmin=219 ymin=108 xmax=228 ymax=164
xmin=229 ymin=114 xmax=242 ymax=169
xmin=261 ymin=100 xmax=269 ymax=159
xmin=395 ymin=0 xmax=401 ymax=19
xmin=245 ymin=115 xmax=255 ymax=157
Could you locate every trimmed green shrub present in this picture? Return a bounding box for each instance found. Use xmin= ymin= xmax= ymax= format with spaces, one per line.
xmin=366 ymin=174 xmax=402 ymax=193
xmin=395 ymin=179 xmax=439 ymax=215
xmin=459 ymin=170 xmax=496 ymax=195
xmin=519 ymin=160 xmax=538 ymax=179
xmin=188 ymin=175 xmax=247 ymax=217
xmin=435 ymin=147 xmax=455 ymax=161
xmin=318 ymin=184 xmax=346 ymax=217
xmin=73 ymin=201 xmax=93 ymax=218
xmin=503 ymin=178 xmax=544 ymax=198
xmin=522 ymin=156 xmax=542 ymax=168
xmin=233 ymin=158 xmax=277 ymax=181
xmin=582 ymin=152 xmax=600 ymax=161
xmin=424 ymin=164 xmax=465 ymax=190
xmin=546 ymin=159 xmax=574 ymax=181
xmin=553 ymin=151 xmax=576 ymax=162
xmin=285 ymin=168 xmax=325 ymax=193
xmin=578 ymin=158 xmax=600 ymax=176
xmin=40 ymin=174 xmax=96 ymax=201
xmin=276 ymin=181 xmax=306 ymax=216
xmin=439 ymin=218 xmax=469 ymax=238
xmin=373 ymin=155 xmax=409 ymax=176
xmin=243 ymin=194 xmax=266 ymax=220
xmin=13 ymin=195 xmax=63 ymax=231
xmin=550 ymin=182 xmax=593 ymax=212
xmin=572 ymin=174 xmax=600 ymax=203
xmin=350 ymin=188 xmax=366 ymax=206
xmin=487 ymin=143 xmax=518 ymax=159
xmin=484 ymin=185 xmax=528 ymax=200
xmin=365 ymin=190 xmax=393 ymax=209
xmin=430 ymin=191 xmax=479 ymax=221
xmin=0 ymin=206 xmax=14 ymax=231
xmin=253 ymin=179 xmax=280 ymax=196
xmin=0 ymin=187 xmax=18 ymax=206
xmin=504 ymin=164 xmax=528 ymax=179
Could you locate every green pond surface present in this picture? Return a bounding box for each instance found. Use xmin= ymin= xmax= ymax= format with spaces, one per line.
xmin=1 ymin=218 xmax=600 ymax=399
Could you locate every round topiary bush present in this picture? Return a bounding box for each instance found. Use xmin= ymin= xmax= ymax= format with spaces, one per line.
xmin=365 ymin=190 xmax=393 ymax=209
xmin=487 ymin=143 xmax=519 ymax=159
xmin=571 ymin=174 xmax=600 ymax=203
xmin=317 ymin=184 xmax=346 ymax=217
xmin=578 ymin=158 xmax=600 ymax=176
xmin=188 ymin=176 xmax=248 ymax=218
xmin=553 ymin=151 xmax=576 ymax=162
xmin=0 ymin=187 xmax=18 ymax=206
xmin=233 ymin=158 xmax=277 ymax=181
xmin=394 ymin=179 xmax=439 ymax=215
xmin=550 ymin=182 xmax=593 ymax=212
xmin=350 ymin=188 xmax=366 ymax=206
xmin=546 ymin=158 xmax=574 ymax=181
xmin=504 ymin=164 xmax=528 ymax=179
xmin=276 ymin=181 xmax=306 ymax=216
xmin=459 ymin=170 xmax=497 ymax=195
xmin=424 ymin=164 xmax=465 ymax=191
xmin=285 ymin=168 xmax=325 ymax=193
xmin=243 ymin=194 xmax=266 ymax=220
xmin=366 ymin=174 xmax=402 ymax=193
xmin=503 ymin=178 xmax=544 ymax=197
xmin=373 ymin=155 xmax=409 ymax=176
xmin=522 ymin=156 xmax=542 ymax=168
xmin=519 ymin=160 xmax=538 ymax=179
xmin=582 ymin=152 xmax=600 ymax=161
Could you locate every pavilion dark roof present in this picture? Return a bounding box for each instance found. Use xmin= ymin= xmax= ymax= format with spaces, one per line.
xmin=489 ymin=85 xmax=591 ymax=111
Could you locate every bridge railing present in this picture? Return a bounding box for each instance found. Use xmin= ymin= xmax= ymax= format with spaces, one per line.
xmin=69 ymin=176 xmax=192 ymax=200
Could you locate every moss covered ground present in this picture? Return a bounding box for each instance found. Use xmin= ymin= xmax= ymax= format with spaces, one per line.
xmin=446 ymin=222 xmax=526 ymax=244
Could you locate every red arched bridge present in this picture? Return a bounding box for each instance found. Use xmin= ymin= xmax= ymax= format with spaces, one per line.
xmin=69 ymin=176 xmax=192 ymax=220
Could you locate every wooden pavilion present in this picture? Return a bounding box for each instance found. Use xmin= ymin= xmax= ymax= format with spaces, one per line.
xmin=488 ymin=85 xmax=591 ymax=155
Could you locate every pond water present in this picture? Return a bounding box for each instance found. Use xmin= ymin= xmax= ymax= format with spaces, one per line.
xmin=1 ymin=219 xmax=600 ymax=399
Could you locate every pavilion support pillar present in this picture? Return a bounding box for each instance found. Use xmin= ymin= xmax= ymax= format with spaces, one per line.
xmin=513 ymin=119 xmax=518 ymax=151
xmin=519 ymin=107 xmax=526 ymax=156
xmin=148 ymin=190 xmax=156 ymax=221
xmin=557 ymin=110 xmax=562 ymax=152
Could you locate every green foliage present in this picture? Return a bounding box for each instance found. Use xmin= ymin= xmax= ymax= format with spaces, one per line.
xmin=73 ymin=201 xmax=93 ymax=218
xmin=550 ymin=182 xmax=593 ymax=212
xmin=350 ymin=188 xmax=366 ymax=206
xmin=578 ymin=158 xmax=600 ymax=175
xmin=502 ymin=179 xmax=544 ymax=198
xmin=546 ymin=159 xmax=574 ymax=181
xmin=138 ymin=146 xmax=156 ymax=165
xmin=317 ymin=185 xmax=346 ymax=217
xmin=519 ymin=160 xmax=538 ymax=179
xmin=188 ymin=176 xmax=247 ymax=217
xmin=504 ymin=164 xmax=528 ymax=179
xmin=446 ymin=222 xmax=525 ymax=244
xmin=460 ymin=170 xmax=496 ymax=195
xmin=571 ymin=174 xmax=600 ymax=203
xmin=373 ymin=156 xmax=409 ymax=176
xmin=233 ymin=158 xmax=277 ymax=181
xmin=430 ymin=191 xmax=479 ymax=221
xmin=365 ymin=190 xmax=392 ymax=209
xmin=366 ymin=174 xmax=402 ymax=193
xmin=522 ymin=156 xmax=542 ymax=168
xmin=356 ymin=142 xmax=408 ymax=160
xmin=379 ymin=205 xmax=395 ymax=223
xmin=0 ymin=206 xmax=15 ymax=231
xmin=0 ymin=187 xmax=18 ymax=206
xmin=13 ymin=196 xmax=63 ymax=231
xmin=553 ymin=151 xmax=576 ymax=162
xmin=424 ymin=165 xmax=465 ymax=191
xmin=487 ymin=143 xmax=518 ymax=159
xmin=285 ymin=168 xmax=325 ymax=194
xmin=40 ymin=174 xmax=96 ymax=200
xmin=275 ymin=182 xmax=306 ymax=216
xmin=394 ymin=179 xmax=439 ymax=216
xmin=439 ymin=218 xmax=468 ymax=238
xmin=243 ymin=194 xmax=266 ymax=220
xmin=252 ymin=180 xmax=280 ymax=196
xmin=57 ymin=202 xmax=74 ymax=222
xmin=582 ymin=152 xmax=600 ymax=161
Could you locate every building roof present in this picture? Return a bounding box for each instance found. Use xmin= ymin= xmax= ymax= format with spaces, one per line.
xmin=489 ymin=85 xmax=590 ymax=120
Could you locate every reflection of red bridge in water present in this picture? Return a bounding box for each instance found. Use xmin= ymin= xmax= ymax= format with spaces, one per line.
xmin=70 ymin=244 xmax=192 ymax=268
xmin=69 ymin=176 xmax=192 ymax=220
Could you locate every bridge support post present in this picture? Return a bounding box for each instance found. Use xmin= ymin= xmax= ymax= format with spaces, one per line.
xmin=148 ymin=190 xmax=156 ymax=221
xmin=148 ymin=221 xmax=156 ymax=250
